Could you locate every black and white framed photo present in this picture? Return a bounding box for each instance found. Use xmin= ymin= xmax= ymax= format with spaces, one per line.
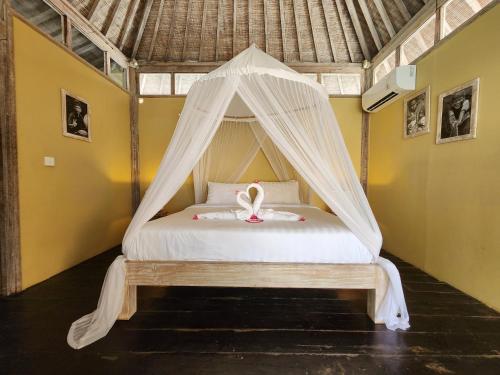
xmin=61 ymin=89 xmax=91 ymax=142
xmin=436 ymin=78 xmax=479 ymax=144
xmin=403 ymin=86 xmax=430 ymax=138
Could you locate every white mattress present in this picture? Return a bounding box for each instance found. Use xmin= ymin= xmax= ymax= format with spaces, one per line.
xmin=126 ymin=204 xmax=374 ymax=264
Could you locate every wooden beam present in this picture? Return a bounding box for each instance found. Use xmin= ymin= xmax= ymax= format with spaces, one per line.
xmin=292 ymin=0 xmax=305 ymax=61
xmin=215 ymin=0 xmax=222 ymax=60
xmin=117 ymin=0 xmax=139 ymax=50
xmin=321 ymin=0 xmax=339 ymax=62
xmin=139 ymin=61 xmax=363 ymax=74
xmin=263 ymin=0 xmax=269 ymax=53
xmin=102 ymin=0 xmax=122 ymax=36
xmin=394 ymin=0 xmax=411 ymax=22
xmin=131 ymin=0 xmax=154 ymax=59
xmin=63 ymin=14 xmax=72 ymax=48
xmin=278 ymin=0 xmax=288 ymax=61
xmin=0 ymin=1 xmax=21 ymax=296
xmin=358 ymin=0 xmax=382 ymax=50
xmin=148 ymin=0 xmax=165 ymax=61
xmin=334 ymin=0 xmax=355 ymax=62
xmin=182 ymin=0 xmax=194 ymax=60
xmin=344 ymin=0 xmax=371 ymax=60
xmin=128 ymin=68 xmax=140 ymax=212
xmin=373 ymin=0 xmax=396 ymax=37
xmin=165 ymin=0 xmax=180 ymax=60
xmin=232 ymin=0 xmax=237 ymax=57
xmin=87 ymin=0 xmax=101 ymax=22
xmin=305 ymin=0 xmax=326 ymax=62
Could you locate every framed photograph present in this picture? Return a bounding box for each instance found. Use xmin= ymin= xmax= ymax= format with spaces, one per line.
xmin=436 ymin=78 xmax=479 ymax=144
xmin=403 ymin=86 xmax=430 ymax=138
xmin=61 ymin=89 xmax=91 ymax=142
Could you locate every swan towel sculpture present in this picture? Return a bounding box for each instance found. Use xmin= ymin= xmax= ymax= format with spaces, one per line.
xmin=194 ymin=182 xmax=305 ymax=222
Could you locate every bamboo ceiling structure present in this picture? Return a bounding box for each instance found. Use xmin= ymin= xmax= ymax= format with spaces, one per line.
xmin=67 ymin=0 xmax=428 ymax=65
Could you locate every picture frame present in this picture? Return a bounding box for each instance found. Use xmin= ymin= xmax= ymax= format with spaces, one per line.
xmin=61 ymin=89 xmax=91 ymax=142
xmin=436 ymin=78 xmax=479 ymax=144
xmin=403 ymin=86 xmax=430 ymax=138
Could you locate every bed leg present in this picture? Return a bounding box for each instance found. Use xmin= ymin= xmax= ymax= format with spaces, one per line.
xmin=118 ymin=284 xmax=137 ymax=320
xmin=367 ymin=267 xmax=388 ymax=324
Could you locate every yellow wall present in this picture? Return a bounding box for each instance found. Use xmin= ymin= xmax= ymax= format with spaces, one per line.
xmin=368 ymin=6 xmax=500 ymax=310
xmin=14 ymin=18 xmax=132 ymax=288
xmin=138 ymin=97 xmax=363 ymax=212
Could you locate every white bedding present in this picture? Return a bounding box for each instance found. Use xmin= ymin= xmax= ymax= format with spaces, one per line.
xmin=126 ymin=204 xmax=374 ymax=263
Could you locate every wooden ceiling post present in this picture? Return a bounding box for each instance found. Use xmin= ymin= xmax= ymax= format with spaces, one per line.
xmin=128 ymin=67 xmax=140 ymax=213
xmin=0 ymin=0 xmax=22 ymax=296
xmin=360 ymin=66 xmax=373 ymax=193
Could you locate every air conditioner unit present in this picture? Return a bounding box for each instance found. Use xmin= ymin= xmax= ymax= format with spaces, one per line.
xmin=362 ymin=65 xmax=416 ymax=113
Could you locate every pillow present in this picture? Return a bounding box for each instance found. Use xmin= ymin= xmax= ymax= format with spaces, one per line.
xmin=260 ymin=180 xmax=301 ymax=205
xmin=206 ymin=182 xmax=249 ymax=205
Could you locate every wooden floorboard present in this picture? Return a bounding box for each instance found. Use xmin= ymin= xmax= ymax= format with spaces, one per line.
xmin=0 ymin=247 xmax=498 ymax=374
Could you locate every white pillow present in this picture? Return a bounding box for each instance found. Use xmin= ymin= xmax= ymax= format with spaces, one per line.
xmin=260 ymin=180 xmax=300 ymax=205
xmin=206 ymin=182 xmax=249 ymax=205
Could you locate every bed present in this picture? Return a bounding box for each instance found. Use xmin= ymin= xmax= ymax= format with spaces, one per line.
xmin=118 ymin=204 xmax=389 ymax=324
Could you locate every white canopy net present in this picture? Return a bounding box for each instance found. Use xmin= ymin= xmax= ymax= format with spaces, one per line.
xmin=68 ymin=45 xmax=409 ymax=349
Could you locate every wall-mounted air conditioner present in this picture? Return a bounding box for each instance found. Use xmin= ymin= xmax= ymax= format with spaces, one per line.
xmin=362 ymin=65 xmax=416 ymax=113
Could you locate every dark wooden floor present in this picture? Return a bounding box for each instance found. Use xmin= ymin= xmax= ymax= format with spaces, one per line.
xmin=0 ymin=248 xmax=498 ymax=374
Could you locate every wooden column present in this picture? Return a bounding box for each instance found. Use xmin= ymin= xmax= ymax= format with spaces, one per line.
xmin=0 ymin=0 xmax=21 ymax=296
xmin=129 ymin=67 xmax=140 ymax=213
xmin=360 ymin=67 xmax=373 ymax=193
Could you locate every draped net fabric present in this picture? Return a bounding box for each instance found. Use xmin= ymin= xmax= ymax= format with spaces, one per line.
xmin=68 ymin=45 xmax=409 ymax=349
xmin=193 ymin=120 xmax=260 ymax=203
xmin=193 ymin=119 xmax=311 ymax=204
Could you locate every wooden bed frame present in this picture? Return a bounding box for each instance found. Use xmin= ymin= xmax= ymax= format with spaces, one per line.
xmin=118 ymin=261 xmax=389 ymax=324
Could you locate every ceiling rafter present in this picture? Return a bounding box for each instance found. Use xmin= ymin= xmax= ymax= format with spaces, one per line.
xmin=182 ymin=0 xmax=194 ymax=60
xmin=292 ymin=0 xmax=306 ymax=61
xmin=117 ymin=0 xmax=140 ymax=50
xmin=148 ymin=0 xmax=165 ymax=61
xmin=394 ymin=0 xmax=412 ymax=22
xmin=131 ymin=0 xmax=154 ymax=59
xmin=198 ymin=0 xmax=210 ymax=60
xmin=278 ymin=0 xmax=288 ymax=62
xmin=166 ymin=0 xmax=180 ymax=60
xmin=86 ymin=0 xmax=101 ymax=22
xmin=232 ymin=0 xmax=237 ymax=57
xmin=102 ymin=0 xmax=122 ymax=36
xmin=215 ymin=0 xmax=223 ymax=61
xmin=373 ymin=0 xmax=396 ymax=37
xmin=344 ymin=0 xmax=371 ymax=60
xmin=321 ymin=0 xmax=339 ymax=62
xmin=263 ymin=0 xmax=269 ymax=53
xmin=334 ymin=0 xmax=356 ymax=62
xmin=305 ymin=0 xmax=324 ymax=63
xmin=358 ymin=0 xmax=382 ymax=50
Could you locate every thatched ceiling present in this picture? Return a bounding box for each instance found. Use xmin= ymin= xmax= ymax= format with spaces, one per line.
xmin=68 ymin=0 xmax=427 ymax=64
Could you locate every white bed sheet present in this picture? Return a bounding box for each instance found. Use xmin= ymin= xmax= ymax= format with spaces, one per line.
xmin=126 ymin=204 xmax=374 ymax=264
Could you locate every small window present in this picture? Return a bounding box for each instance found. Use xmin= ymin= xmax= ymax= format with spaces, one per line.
xmin=321 ymin=74 xmax=361 ymax=95
xmin=139 ymin=73 xmax=171 ymax=95
xmin=71 ymin=27 xmax=105 ymax=71
xmin=109 ymin=59 xmax=127 ymax=89
xmin=373 ymin=51 xmax=396 ymax=84
xmin=302 ymin=73 xmax=319 ymax=82
xmin=174 ymin=73 xmax=207 ymax=95
xmin=400 ymin=15 xmax=436 ymax=65
xmin=442 ymin=0 xmax=493 ymax=38
xmin=12 ymin=0 xmax=63 ymax=42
